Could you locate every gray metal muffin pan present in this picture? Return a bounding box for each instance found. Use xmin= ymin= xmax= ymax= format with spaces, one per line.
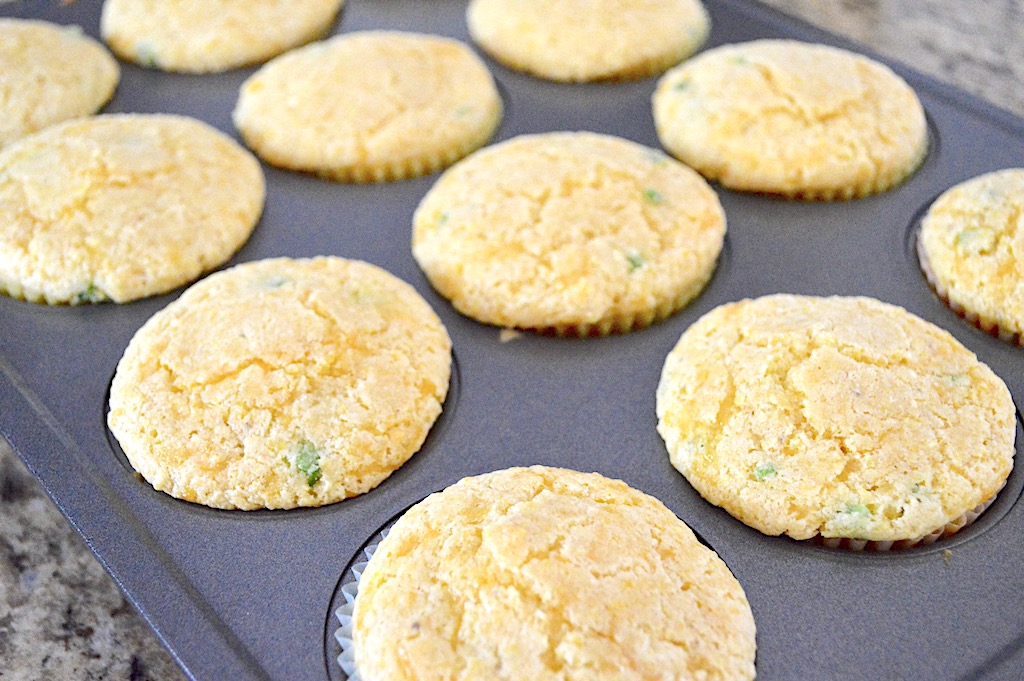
xmin=1 ymin=1 xmax=1023 ymax=679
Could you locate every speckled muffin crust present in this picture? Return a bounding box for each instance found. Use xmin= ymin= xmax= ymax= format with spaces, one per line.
xmin=107 ymin=257 xmax=452 ymax=510
xmin=0 ymin=114 xmax=264 ymax=305
xmin=652 ymin=39 xmax=928 ymax=200
xmin=100 ymin=0 xmax=344 ymax=73
xmin=353 ymin=466 xmax=756 ymax=680
xmin=656 ymin=295 xmax=1016 ymax=544
xmin=233 ymin=31 xmax=502 ymax=182
xmin=466 ymin=0 xmax=709 ymax=82
xmin=412 ymin=132 xmax=726 ymax=335
xmin=0 ymin=19 xmax=119 ymax=148
xmin=918 ymin=168 xmax=1024 ymax=344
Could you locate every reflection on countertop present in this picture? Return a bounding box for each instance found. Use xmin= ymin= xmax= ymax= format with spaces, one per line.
xmin=2 ymin=1 xmax=1022 ymax=678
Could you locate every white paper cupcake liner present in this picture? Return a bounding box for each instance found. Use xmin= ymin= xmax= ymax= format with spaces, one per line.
xmin=917 ymin=230 xmax=1023 ymax=346
xmin=812 ymin=492 xmax=999 ymax=552
xmin=536 ymin=278 xmax=713 ymax=337
xmin=333 ymin=526 xmax=391 ymax=679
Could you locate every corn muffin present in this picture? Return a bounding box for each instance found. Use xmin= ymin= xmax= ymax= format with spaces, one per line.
xmin=467 ymin=0 xmax=710 ymax=82
xmin=233 ymin=31 xmax=502 ymax=182
xmin=412 ymin=132 xmax=726 ymax=335
xmin=656 ymin=294 xmax=1016 ymax=548
xmin=0 ymin=19 xmax=118 ymax=148
xmin=108 ymin=257 xmax=452 ymax=510
xmin=101 ymin=0 xmax=344 ymax=73
xmin=351 ymin=466 xmax=757 ymax=680
xmin=653 ymin=39 xmax=928 ymax=200
xmin=0 ymin=114 xmax=264 ymax=305
xmin=918 ymin=168 xmax=1024 ymax=345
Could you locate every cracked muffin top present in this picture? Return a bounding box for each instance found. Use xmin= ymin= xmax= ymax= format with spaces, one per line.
xmin=233 ymin=31 xmax=502 ymax=182
xmin=918 ymin=168 xmax=1024 ymax=344
xmin=353 ymin=466 xmax=757 ymax=681
xmin=656 ymin=294 xmax=1015 ymax=542
xmin=0 ymin=114 xmax=264 ymax=305
xmin=467 ymin=0 xmax=710 ymax=82
xmin=412 ymin=131 xmax=726 ymax=335
xmin=0 ymin=19 xmax=119 ymax=148
xmin=652 ymin=39 xmax=928 ymax=200
xmin=107 ymin=257 xmax=452 ymax=509
xmin=101 ymin=0 xmax=344 ymax=73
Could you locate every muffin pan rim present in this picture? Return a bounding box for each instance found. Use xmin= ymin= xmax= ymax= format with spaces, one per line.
xmin=3 ymin=1 xmax=1024 ymax=680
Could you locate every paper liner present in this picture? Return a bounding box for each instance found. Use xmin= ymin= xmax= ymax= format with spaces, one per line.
xmin=318 ymin=135 xmax=492 ymax=183
xmin=259 ymin=107 xmax=502 ymax=184
xmin=812 ymin=491 xmax=999 ymax=552
xmin=917 ymin=231 xmax=1023 ymax=346
xmin=333 ymin=526 xmax=391 ymax=680
xmin=484 ymin=40 xmax=707 ymax=84
xmin=761 ymin=138 xmax=929 ymax=202
xmin=533 ymin=268 xmax=715 ymax=337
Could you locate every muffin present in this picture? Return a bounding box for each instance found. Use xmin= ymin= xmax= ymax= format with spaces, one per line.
xmin=100 ymin=0 xmax=345 ymax=73
xmin=0 ymin=114 xmax=264 ymax=305
xmin=350 ymin=466 xmax=757 ymax=680
xmin=656 ymin=294 xmax=1016 ymax=549
xmin=918 ymin=168 xmax=1024 ymax=345
xmin=652 ymin=39 xmax=928 ymax=200
xmin=467 ymin=0 xmax=710 ymax=82
xmin=0 ymin=19 xmax=118 ymax=148
xmin=412 ymin=132 xmax=726 ymax=335
xmin=233 ymin=31 xmax=502 ymax=182
xmin=107 ymin=257 xmax=452 ymax=510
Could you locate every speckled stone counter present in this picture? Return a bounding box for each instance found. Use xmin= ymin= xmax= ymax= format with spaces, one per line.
xmin=2 ymin=1 xmax=1023 ymax=679
xmin=0 ymin=449 xmax=181 ymax=680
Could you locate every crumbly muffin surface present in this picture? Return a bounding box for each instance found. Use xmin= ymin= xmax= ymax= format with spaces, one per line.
xmin=0 ymin=19 xmax=118 ymax=147
xmin=354 ymin=466 xmax=757 ymax=680
xmin=467 ymin=0 xmax=709 ymax=82
xmin=101 ymin=0 xmax=344 ymax=72
xmin=108 ymin=257 xmax=452 ymax=510
xmin=653 ymin=39 xmax=928 ymax=199
xmin=0 ymin=114 xmax=264 ymax=304
xmin=234 ymin=31 xmax=502 ymax=182
xmin=919 ymin=168 xmax=1024 ymax=343
xmin=657 ymin=294 xmax=1016 ymax=541
xmin=413 ymin=132 xmax=725 ymax=334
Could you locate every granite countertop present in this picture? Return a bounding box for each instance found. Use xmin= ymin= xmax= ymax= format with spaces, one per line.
xmin=2 ymin=1 xmax=1023 ymax=679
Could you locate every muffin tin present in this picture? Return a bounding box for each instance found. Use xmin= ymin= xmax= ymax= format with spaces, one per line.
xmin=1 ymin=1 xmax=1023 ymax=680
